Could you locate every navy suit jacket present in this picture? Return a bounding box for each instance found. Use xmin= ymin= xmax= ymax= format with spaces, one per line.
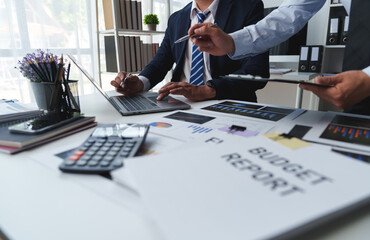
xmin=140 ymin=0 xmax=269 ymax=102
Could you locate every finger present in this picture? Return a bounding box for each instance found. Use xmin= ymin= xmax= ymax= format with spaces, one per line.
xmin=198 ymin=43 xmax=214 ymax=52
xmin=156 ymin=91 xmax=169 ymax=101
xmin=169 ymin=87 xmax=187 ymax=95
xmin=113 ymin=75 xmax=123 ymax=85
xmin=188 ymin=23 xmax=207 ymax=35
xmin=111 ymin=80 xmax=121 ymax=88
xmin=315 ymin=75 xmax=340 ymax=85
xmin=193 ymin=38 xmax=213 ymax=48
xmin=193 ymin=22 xmax=214 ymax=36
xmin=158 ymin=82 xmax=181 ymax=93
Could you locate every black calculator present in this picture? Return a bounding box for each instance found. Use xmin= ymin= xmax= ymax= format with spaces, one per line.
xmin=59 ymin=123 xmax=149 ymax=174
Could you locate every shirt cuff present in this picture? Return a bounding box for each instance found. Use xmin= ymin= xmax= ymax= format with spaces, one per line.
xmin=228 ymin=29 xmax=253 ymax=60
xmin=138 ymin=75 xmax=151 ymax=92
xmin=363 ymin=66 xmax=370 ymax=77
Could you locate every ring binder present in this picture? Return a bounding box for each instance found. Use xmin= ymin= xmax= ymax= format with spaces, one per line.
xmin=298 ymin=46 xmax=310 ymax=72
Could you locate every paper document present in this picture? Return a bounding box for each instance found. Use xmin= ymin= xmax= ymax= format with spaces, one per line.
xmin=304 ymin=112 xmax=370 ymax=153
xmin=127 ymin=135 xmax=370 ymax=240
xmin=137 ymin=110 xmax=275 ymax=142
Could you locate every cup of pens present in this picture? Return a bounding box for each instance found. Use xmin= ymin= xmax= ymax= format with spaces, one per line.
xmin=17 ymin=49 xmax=80 ymax=113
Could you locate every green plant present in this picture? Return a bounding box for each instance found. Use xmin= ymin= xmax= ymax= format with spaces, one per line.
xmin=143 ymin=14 xmax=159 ymax=25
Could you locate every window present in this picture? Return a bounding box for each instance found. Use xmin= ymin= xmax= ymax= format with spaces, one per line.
xmin=0 ymin=0 xmax=98 ymax=102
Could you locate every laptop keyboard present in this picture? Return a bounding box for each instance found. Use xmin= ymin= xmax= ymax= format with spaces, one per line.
xmin=116 ymin=95 xmax=160 ymax=111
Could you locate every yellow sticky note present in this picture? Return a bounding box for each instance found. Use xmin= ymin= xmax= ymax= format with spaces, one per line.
xmin=263 ymin=132 xmax=311 ymax=150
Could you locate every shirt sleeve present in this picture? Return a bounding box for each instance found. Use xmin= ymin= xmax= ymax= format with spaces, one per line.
xmin=363 ymin=66 xmax=370 ymax=77
xmin=228 ymin=0 xmax=326 ymax=59
xmin=138 ymin=75 xmax=151 ymax=92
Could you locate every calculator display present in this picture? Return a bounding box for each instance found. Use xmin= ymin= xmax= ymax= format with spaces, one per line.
xmin=91 ymin=124 xmax=148 ymax=138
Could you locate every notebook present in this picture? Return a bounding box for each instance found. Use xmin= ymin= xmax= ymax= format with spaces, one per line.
xmin=67 ymin=54 xmax=190 ymax=116
xmin=0 ymin=116 xmax=96 ymax=154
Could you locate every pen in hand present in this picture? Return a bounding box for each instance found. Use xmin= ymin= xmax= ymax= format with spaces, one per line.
xmin=174 ymin=23 xmax=218 ymax=44
xmin=119 ymin=73 xmax=132 ymax=88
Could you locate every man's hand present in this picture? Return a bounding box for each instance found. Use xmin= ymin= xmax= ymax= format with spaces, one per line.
xmin=157 ymin=82 xmax=216 ymax=101
xmin=300 ymin=70 xmax=370 ymax=109
xmin=110 ymin=71 xmax=144 ymax=95
xmin=188 ymin=23 xmax=235 ymax=56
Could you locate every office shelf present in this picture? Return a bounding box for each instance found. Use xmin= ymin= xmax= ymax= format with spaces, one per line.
xmin=100 ymin=29 xmax=165 ymax=36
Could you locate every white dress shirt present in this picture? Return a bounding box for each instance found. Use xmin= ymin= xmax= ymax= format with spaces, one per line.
xmin=179 ymin=0 xmax=219 ymax=84
xmin=139 ymin=0 xmax=219 ymax=91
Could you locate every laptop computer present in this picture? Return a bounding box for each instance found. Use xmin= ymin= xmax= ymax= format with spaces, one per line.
xmin=67 ymin=54 xmax=190 ymax=116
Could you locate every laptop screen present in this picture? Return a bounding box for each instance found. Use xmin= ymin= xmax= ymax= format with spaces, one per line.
xmin=67 ymin=54 xmax=112 ymax=101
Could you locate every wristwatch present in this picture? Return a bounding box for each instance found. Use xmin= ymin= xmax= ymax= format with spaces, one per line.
xmin=206 ymin=80 xmax=216 ymax=89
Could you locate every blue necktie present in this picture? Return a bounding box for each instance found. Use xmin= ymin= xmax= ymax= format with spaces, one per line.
xmin=189 ymin=12 xmax=208 ymax=86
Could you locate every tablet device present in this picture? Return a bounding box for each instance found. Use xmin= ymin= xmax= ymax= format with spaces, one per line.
xmin=226 ymin=74 xmax=334 ymax=87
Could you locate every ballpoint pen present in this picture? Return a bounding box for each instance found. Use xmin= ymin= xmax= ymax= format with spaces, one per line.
xmin=174 ymin=23 xmax=218 ymax=44
xmin=119 ymin=73 xmax=132 ymax=88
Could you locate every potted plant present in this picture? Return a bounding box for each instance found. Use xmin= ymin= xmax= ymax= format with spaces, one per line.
xmin=144 ymin=14 xmax=159 ymax=31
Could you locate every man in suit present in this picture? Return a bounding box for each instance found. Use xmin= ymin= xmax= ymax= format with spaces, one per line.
xmin=111 ymin=0 xmax=269 ymax=102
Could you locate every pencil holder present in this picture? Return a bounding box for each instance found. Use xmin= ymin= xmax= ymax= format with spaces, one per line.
xmin=30 ymin=81 xmax=57 ymax=111
xmin=30 ymin=80 xmax=80 ymax=112
xmin=66 ymin=80 xmax=80 ymax=112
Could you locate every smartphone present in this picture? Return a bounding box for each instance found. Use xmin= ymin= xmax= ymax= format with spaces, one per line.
xmin=9 ymin=112 xmax=82 ymax=134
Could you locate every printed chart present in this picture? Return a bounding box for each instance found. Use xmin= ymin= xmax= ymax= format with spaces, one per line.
xmin=333 ymin=149 xmax=370 ymax=164
xmin=202 ymin=101 xmax=295 ymax=122
xmin=320 ymin=115 xmax=370 ymax=146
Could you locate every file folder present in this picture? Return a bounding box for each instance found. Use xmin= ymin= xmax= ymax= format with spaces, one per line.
xmin=327 ymin=17 xmax=339 ymax=45
xmin=340 ymin=15 xmax=350 ymax=45
xmin=308 ymin=46 xmax=324 ymax=73
xmin=298 ymin=46 xmax=310 ymax=72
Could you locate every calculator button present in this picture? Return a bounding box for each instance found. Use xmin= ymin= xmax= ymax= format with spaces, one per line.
xmin=92 ymin=156 xmax=103 ymax=162
xmin=95 ymin=151 xmax=106 ymax=156
xmin=74 ymin=150 xmax=85 ymax=156
xmin=85 ymin=151 xmax=96 ymax=156
xmin=101 ymin=146 xmax=110 ymax=151
xmin=79 ymin=146 xmax=89 ymax=151
xmin=107 ymin=139 xmax=116 ymax=143
xmin=113 ymin=160 xmax=123 ymax=167
xmin=87 ymin=139 xmax=95 ymax=143
xmin=100 ymin=161 xmax=110 ymax=167
xmin=110 ymin=149 xmax=120 ymax=155
xmin=90 ymin=146 xmax=100 ymax=151
xmin=111 ymin=147 xmax=121 ymax=151
xmin=64 ymin=160 xmax=75 ymax=166
xmin=77 ymin=160 xmax=88 ymax=166
xmin=69 ymin=155 xmax=80 ymax=161
xmin=88 ymin=161 xmax=99 ymax=166
xmin=83 ymin=142 xmax=93 ymax=147
xmin=80 ymin=155 xmax=91 ymax=161
xmin=107 ymin=152 xmax=117 ymax=156
xmin=103 ymin=156 xmax=114 ymax=162
xmin=120 ymin=153 xmax=129 ymax=158
xmin=122 ymin=147 xmax=132 ymax=152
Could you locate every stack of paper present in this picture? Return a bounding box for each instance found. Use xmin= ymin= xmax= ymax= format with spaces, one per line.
xmin=0 ymin=99 xmax=41 ymax=124
xmin=270 ymin=68 xmax=293 ymax=75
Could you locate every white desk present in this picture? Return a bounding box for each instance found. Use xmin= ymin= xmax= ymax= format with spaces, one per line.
xmin=1 ymin=90 xmax=370 ymax=240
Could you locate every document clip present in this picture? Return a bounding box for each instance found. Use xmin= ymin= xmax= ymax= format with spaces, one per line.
xmin=263 ymin=132 xmax=311 ymax=150
xmin=228 ymin=125 xmax=246 ymax=133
